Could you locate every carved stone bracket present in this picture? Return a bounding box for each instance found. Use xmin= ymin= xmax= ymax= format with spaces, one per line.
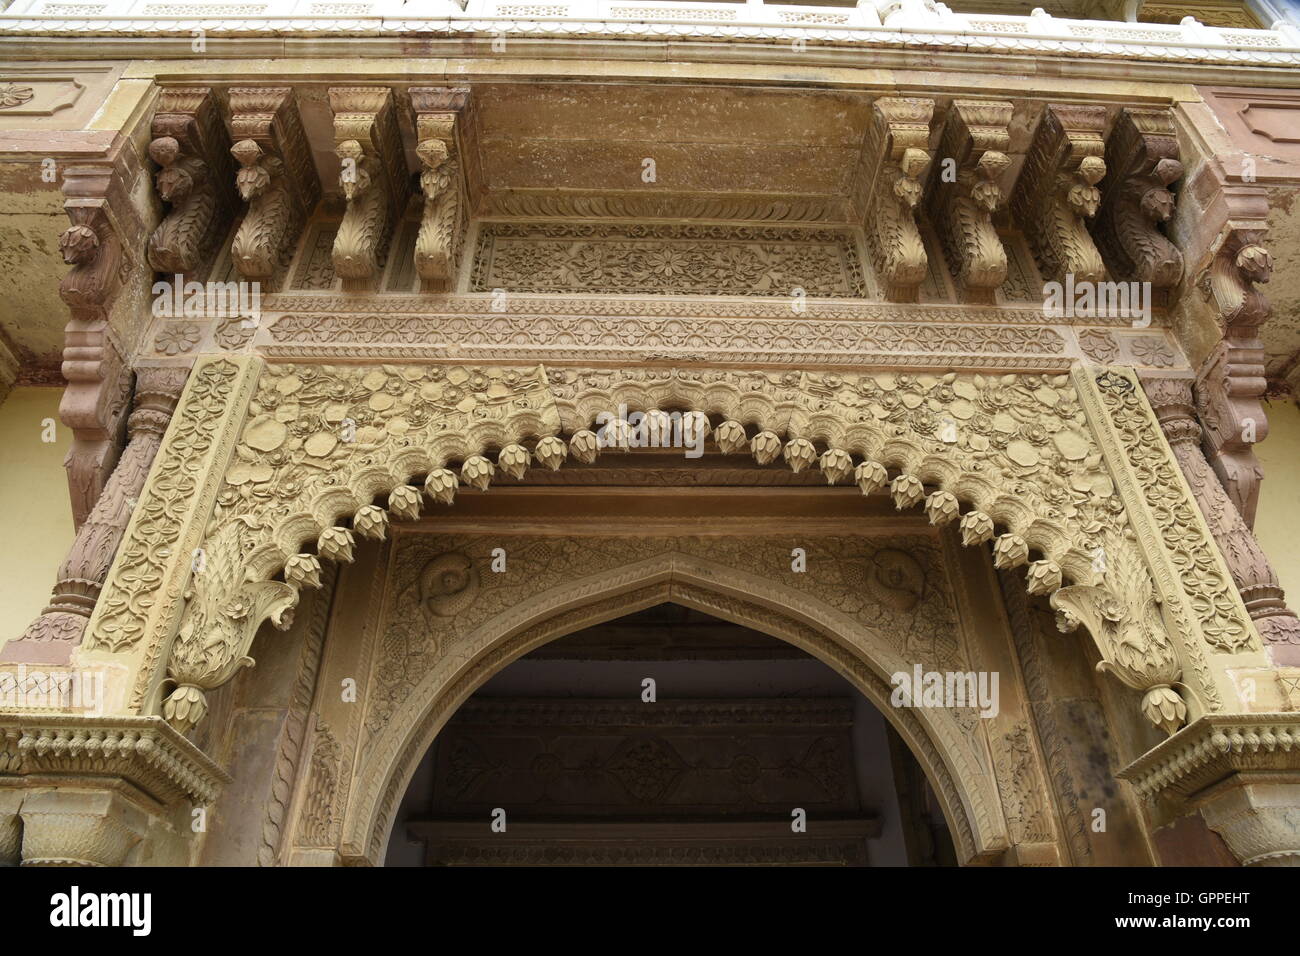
xmin=927 ymin=100 xmax=1013 ymax=304
xmin=860 ymin=97 xmax=935 ymax=303
xmin=1011 ymin=104 xmax=1108 ymax=287
xmin=228 ymin=88 xmax=321 ymax=285
xmin=1192 ymin=209 xmax=1273 ymax=527
xmin=328 ymin=87 xmax=405 ymax=292
xmin=1143 ymin=375 xmax=1300 ymax=663
xmin=1091 ymin=107 xmax=1184 ymax=298
xmin=58 ymin=162 xmax=137 ymax=527
xmin=4 ymin=368 xmax=189 ymax=665
xmin=411 ymin=87 xmax=471 ymax=293
xmin=147 ymin=87 xmax=235 ymax=280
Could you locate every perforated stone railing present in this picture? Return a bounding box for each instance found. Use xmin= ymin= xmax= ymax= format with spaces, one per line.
xmin=2 ymin=0 xmax=1298 ymax=65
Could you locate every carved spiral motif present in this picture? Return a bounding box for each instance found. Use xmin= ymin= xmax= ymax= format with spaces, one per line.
xmin=418 ymin=551 xmax=479 ymax=618
xmin=869 ymin=548 xmax=925 ymax=612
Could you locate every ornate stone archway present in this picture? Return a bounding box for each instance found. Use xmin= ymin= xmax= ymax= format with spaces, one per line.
xmin=10 ymin=355 xmax=1294 ymax=867
xmin=335 ymin=548 xmax=1008 ymax=866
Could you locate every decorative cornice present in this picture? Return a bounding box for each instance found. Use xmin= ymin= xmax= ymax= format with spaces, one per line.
xmin=1118 ymin=714 xmax=1300 ymax=802
xmin=1 ymin=7 xmax=1298 ymax=69
xmin=0 ymin=714 xmax=230 ymax=807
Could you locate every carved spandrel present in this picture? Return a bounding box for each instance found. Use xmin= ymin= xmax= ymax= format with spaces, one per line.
xmin=147 ymin=87 xmax=235 ymax=280
xmin=860 ymin=97 xmax=935 ymax=303
xmin=227 ymin=88 xmax=321 ymax=285
xmin=327 ymin=87 xmax=405 ymax=292
xmin=926 ymin=100 xmax=1013 ymax=305
xmin=1090 ymin=107 xmax=1184 ymax=297
xmin=1011 ymin=103 xmax=1108 ymax=287
xmin=411 ymin=87 xmax=471 ymax=294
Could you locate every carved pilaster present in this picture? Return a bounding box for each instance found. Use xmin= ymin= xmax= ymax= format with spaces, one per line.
xmin=1143 ymin=375 xmax=1300 ymax=663
xmin=411 ymin=87 xmax=471 ymax=293
xmin=1193 ymin=217 xmax=1272 ymax=527
xmin=1091 ymin=107 xmax=1184 ymax=298
xmin=147 ymin=87 xmax=235 ymax=280
xmin=1011 ymin=104 xmax=1108 ymax=287
xmin=58 ymin=162 xmax=136 ymax=527
xmin=859 ymin=97 xmax=934 ymax=303
xmin=927 ymin=100 xmax=1013 ymax=304
xmin=4 ymin=368 xmax=189 ymax=665
xmin=228 ymin=88 xmax=321 ymax=284
xmin=328 ymin=87 xmax=405 ymax=292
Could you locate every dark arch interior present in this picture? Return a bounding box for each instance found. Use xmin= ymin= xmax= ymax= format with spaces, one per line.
xmin=386 ymin=603 xmax=957 ymax=866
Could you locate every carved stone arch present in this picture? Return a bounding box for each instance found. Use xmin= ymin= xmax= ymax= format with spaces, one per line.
xmin=339 ymin=551 xmax=1010 ymax=867
xmin=83 ymin=359 xmax=1260 ymax=769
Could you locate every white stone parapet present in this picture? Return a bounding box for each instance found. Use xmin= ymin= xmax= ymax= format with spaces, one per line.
xmin=1 ymin=0 xmax=1298 ymax=66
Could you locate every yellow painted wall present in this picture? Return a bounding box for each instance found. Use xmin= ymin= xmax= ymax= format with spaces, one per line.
xmin=0 ymin=387 xmax=74 ymax=639
xmin=1256 ymin=398 xmax=1300 ymax=607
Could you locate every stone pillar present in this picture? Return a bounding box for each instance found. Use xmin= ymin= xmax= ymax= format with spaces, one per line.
xmin=1143 ymin=375 xmax=1300 ymax=665
xmin=1196 ymin=775 xmax=1300 ymax=867
xmin=3 ymin=367 xmax=189 ymax=666
xmin=1120 ymin=715 xmax=1300 ymax=867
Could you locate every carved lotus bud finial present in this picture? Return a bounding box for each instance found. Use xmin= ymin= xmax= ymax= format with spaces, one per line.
xmin=497 ymin=444 xmax=530 ymax=480
xmin=533 ymin=436 xmax=567 ymax=471
xmin=417 ymin=137 xmax=449 ymax=172
xmin=1141 ymin=685 xmax=1187 ymax=737
xmin=714 ymin=420 xmax=748 ymax=455
xmin=1237 ymin=244 xmax=1273 ymax=284
xmin=353 ymin=504 xmax=389 ymax=540
xmin=1025 ymin=559 xmax=1063 ymax=596
xmin=285 ymin=554 xmax=324 ymax=590
xmin=231 ymin=138 xmax=270 ymax=202
xmin=58 ymin=224 xmax=99 ymax=265
xmin=992 ymin=533 xmax=1030 ymax=569
xmin=461 ymin=455 xmax=494 ymax=491
xmin=569 ymin=430 xmax=600 ymax=464
xmin=819 ymin=448 xmax=854 ymax=485
xmin=924 ymin=490 xmax=960 ymax=526
xmin=388 ymin=484 xmax=423 ymax=521
xmin=425 ymin=468 xmax=459 ymax=505
xmin=750 ymin=430 xmax=782 ymax=466
xmin=317 ymin=527 xmax=356 ymax=564
xmin=230 ymin=137 xmax=264 ymax=168
xmin=1067 ymin=182 xmax=1101 ymax=219
xmin=891 ymin=474 xmax=926 ymax=510
xmin=783 ymin=438 xmax=818 ymax=474
xmin=163 ymin=684 xmax=208 ymax=734
xmin=854 ymin=460 xmax=889 ymax=496
xmin=959 ymin=510 xmax=995 ymax=546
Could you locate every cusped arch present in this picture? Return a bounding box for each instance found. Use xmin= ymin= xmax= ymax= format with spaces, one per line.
xmin=340 ymin=550 xmax=1012 ymax=867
